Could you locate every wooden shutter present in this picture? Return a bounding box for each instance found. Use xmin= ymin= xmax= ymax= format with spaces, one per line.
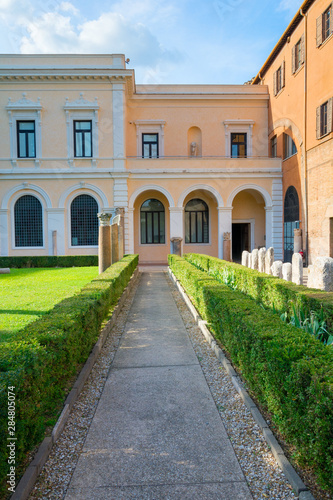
xmin=300 ymin=34 xmax=305 ymax=65
xmin=292 ymin=45 xmax=296 ymax=74
xmin=316 ymin=105 xmax=321 ymax=139
xmin=328 ymin=98 xmax=333 ymax=134
xmin=330 ymin=5 xmax=333 ymax=37
xmin=316 ymin=14 xmax=322 ymax=47
xmin=273 ymin=70 xmax=277 ymax=96
xmin=281 ymin=60 xmax=285 ymax=88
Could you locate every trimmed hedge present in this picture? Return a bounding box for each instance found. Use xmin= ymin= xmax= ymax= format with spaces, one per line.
xmin=0 ymin=255 xmax=98 ymax=269
xmin=169 ymin=254 xmax=333 ymax=492
xmin=0 ymin=255 xmax=138 ymax=497
xmin=184 ymin=253 xmax=333 ymax=329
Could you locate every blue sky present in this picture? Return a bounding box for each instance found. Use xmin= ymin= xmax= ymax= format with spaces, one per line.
xmin=0 ymin=0 xmax=302 ymax=84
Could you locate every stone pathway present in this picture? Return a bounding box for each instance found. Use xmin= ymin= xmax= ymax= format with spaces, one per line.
xmin=30 ymin=271 xmax=298 ymax=499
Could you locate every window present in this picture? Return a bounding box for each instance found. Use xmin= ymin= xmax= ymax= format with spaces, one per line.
xmin=71 ymin=194 xmax=98 ymax=246
xmin=185 ymin=199 xmax=209 ymax=244
xmin=283 ymin=134 xmax=297 ymax=159
xmin=142 ymin=134 xmax=159 ymax=158
xmin=14 ymin=195 xmax=43 ymax=247
xmin=140 ymin=199 xmax=165 ymax=244
xmin=231 ymin=133 xmax=247 ymax=158
xmin=317 ymin=4 xmax=332 ymax=46
xmin=16 ymin=121 xmax=36 ymax=158
xmin=273 ymin=61 xmax=285 ymax=96
xmin=74 ymin=121 xmax=92 ymax=157
xmin=284 ymin=186 xmax=300 ymax=263
xmin=316 ymin=99 xmax=333 ymax=138
xmin=271 ymin=135 xmax=277 ymax=157
xmin=292 ymin=36 xmax=304 ymax=74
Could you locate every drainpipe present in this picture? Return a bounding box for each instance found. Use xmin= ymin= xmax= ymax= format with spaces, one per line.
xmin=300 ymin=8 xmax=309 ymax=266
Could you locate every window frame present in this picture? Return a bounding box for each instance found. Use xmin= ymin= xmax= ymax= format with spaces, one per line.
xmin=283 ymin=133 xmax=297 ymax=160
xmin=12 ymin=193 xmax=44 ymax=249
xmin=73 ymin=120 xmax=93 ymax=158
xmin=230 ymin=133 xmax=247 ymax=158
xmin=134 ymin=120 xmax=165 ymax=158
xmin=317 ymin=4 xmax=333 ymax=47
xmin=316 ymin=98 xmax=333 ymax=139
xmin=16 ymin=120 xmax=36 ymax=159
xmin=273 ymin=60 xmax=285 ymax=96
xmin=69 ymin=193 xmax=99 ymax=248
xmin=140 ymin=199 xmax=166 ymax=245
xmin=185 ymin=198 xmax=209 ymax=244
xmin=142 ymin=133 xmax=159 ymax=158
xmin=292 ymin=35 xmax=305 ymax=74
xmin=271 ymin=135 xmax=277 ymax=158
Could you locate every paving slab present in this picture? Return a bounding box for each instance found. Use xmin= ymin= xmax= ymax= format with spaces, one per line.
xmin=65 ymin=272 xmax=252 ymax=499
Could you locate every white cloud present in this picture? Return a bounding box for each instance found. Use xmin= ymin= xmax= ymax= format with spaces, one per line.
xmin=276 ymin=0 xmax=301 ymax=16
xmin=58 ymin=2 xmax=79 ymax=16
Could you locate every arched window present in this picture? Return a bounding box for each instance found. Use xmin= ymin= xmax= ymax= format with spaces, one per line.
xmin=71 ymin=194 xmax=98 ymax=246
xmin=14 ymin=195 xmax=43 ymax=247
xmin=185 ymin=198 xmax=209 ymax=243
xmin=140 ymin=199 xmax=165 ymax=244
xmin=284 ymin=186 xmax=300 ymax=263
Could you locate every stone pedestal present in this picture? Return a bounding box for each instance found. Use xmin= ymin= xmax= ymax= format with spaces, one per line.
xmin=293 ymin=228 xmax=302 ymax=254
xmin=223 ymin=232 xmax=231 ymax=262
xmin=171 ymin=237 xmax=183 ymax=257
xmin=307 ymin=257 xmax=333 ymax=291
xmin=282 ymin=262 xmax=292 ymax=281
xmin=292 ymin=253 xmax=303 ymax=285
xmin=0 ymin=268 xmax=10 ymax=274
xmin=98 ymin=212 xmax=112 ymax=274
xmin=265 ymin=247 xmax=274 ymax=275
xmin=52 ymin=230 xmax=57 ymax=256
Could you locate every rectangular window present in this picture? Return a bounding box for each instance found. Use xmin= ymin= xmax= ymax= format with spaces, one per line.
xmin=317 ymin=4 xmax=332 ymax=46
xmin=142 ymin=133 xmax=159 ymax=158
xmin=316 ymin=99 xmax=333 ymax=138
xmin=283 ymin=133 xmax=297 ymax=159
xmin=273 ymin=61 xmax=285 ymax=96
xmin=17 ymin=121 xmax=36 ymax=158
xmin=74 ymin=120 xmax=92 ymax=157
xmin=231 ymin=133 xmax=247 ymax=158
xmin=292 ymin=36 xmax=304 ymax=74
xmin=271 ymin=135 xmax=277 ymax=157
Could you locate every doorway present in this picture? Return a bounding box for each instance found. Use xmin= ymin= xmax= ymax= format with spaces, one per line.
xmin=232 ymin=223 xmax=249 ymax=263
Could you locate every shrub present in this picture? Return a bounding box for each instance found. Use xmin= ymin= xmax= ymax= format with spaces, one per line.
xmin=0 ymin=255 xmax=98 ymax=269
xmin=0 ymin=255 xmax=138 ymax=496
xmin=184 ymin=253 xmax=333 ymax=330
xmin=168 ymin=254 xmax=333 ymax=492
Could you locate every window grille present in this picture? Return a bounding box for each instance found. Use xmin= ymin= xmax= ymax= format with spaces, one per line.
xmin=140 ymin=199 xmax=165 ymax=244
xmin=284 ymin=186 xmax=300 ymax=263
xmin=14 ymin=195 xmax=43 ymax=247
xmin=71 ymin=194 xmax=98 ymax=246
xmin=185 ymin=199 xmax=209 ymax=243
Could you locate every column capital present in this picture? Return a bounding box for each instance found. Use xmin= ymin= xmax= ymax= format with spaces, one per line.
xmin=97 ymin=212 xmax=112 ymax=226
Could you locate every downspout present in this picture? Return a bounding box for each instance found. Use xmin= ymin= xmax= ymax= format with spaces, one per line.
xmin=300 ymin=8 xmax=309 ymax=266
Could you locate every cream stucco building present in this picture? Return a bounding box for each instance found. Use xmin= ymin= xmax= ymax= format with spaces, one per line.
xmin=0 ymin=54 xmax=284 ymax=264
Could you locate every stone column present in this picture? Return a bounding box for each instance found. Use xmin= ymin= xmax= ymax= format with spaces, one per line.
xmin=282 ymin=262 xmax=292 ymax=281
xmin=265 ymin=247 xmax=274 ymax=274
xmin=111 ymin=223 xmax=119 ymax=264
xmin=218 ymin=208 xmax=232 ymax=260
xmin=271 ymin=261 xmax=283 ymax=278
xmin=292 ymin=253 xmax=303 ymax=285
xmin=258 ymin=247 xmax=266 ymax=273
xmin=115 ymin=207 xmax=125 ymax=260
xmin=293 ymin=228 xmax=302 ymax=254
xmin=241 ymin=250 xmax=250 ymax=267
xmin=251 ymin=249 xmax=259 ymax=270
xmin=52 ymin=231 xmax=57 ymax=256
xmin=308 ymin=257 xmax=333 ymax=291
xmin=223 ymin=232 xmax=231 ymax=262
xmin=98 ymin=212 xmax=112 ymax=274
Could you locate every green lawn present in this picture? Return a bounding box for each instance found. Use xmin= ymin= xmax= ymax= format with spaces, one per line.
xmin=0 ymin=267 xmax=99 ymax=341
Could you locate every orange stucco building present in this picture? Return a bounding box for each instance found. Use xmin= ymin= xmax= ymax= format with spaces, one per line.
xmin=0 ymin=0 xmax=331 ymax=265
xmin=253 ymin=0 xmax=333 ymax=264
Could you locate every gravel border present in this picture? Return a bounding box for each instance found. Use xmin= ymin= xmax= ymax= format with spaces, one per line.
xmin=167 ymin=268 xmax=315 ymax=500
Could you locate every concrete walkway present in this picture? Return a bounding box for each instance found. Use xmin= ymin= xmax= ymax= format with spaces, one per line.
xmin=65 ymin=272 xmax=253 ymax=499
